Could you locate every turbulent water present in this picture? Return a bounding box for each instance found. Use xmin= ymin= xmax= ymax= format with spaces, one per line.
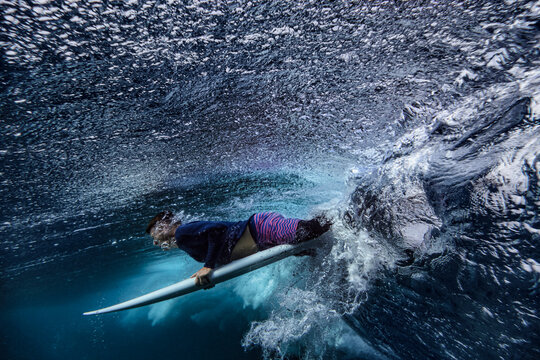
xmin=1 ymin=1 xmax=539 ymax=359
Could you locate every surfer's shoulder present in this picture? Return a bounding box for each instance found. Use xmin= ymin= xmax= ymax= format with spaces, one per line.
xmin=174 ymin=220 xmax=222 ymax=236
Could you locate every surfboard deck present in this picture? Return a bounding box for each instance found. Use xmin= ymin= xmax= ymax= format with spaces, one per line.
xmin=83 ymin=238 xmax=321 ymax=315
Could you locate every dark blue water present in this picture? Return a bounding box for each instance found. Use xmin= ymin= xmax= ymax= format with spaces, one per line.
xmin=1 ymin=1 xmax=539 ymax=359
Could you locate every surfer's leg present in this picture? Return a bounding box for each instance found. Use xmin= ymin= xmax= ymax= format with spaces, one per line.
xmin=295 ymin=215 xmax=332 ymax=243
xmin=230 ymin=225 xmax=258 ymax=261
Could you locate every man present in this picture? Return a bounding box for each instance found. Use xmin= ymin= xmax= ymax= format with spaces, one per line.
xmin=146 ymin=211 xmax=332 ymax=286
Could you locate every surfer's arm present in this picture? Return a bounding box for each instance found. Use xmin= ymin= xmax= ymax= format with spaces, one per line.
xmin=204 ymin=239 xmax=219 ymax=268
xmin=190 ymin=266 xmax=213 ymax=286
xmin=202 ymin=226 xmax=226 ymax=269
xmin=189 ymin=227 xmax=224 ymax=286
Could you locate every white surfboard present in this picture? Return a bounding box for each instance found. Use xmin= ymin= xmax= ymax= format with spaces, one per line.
xmin=83 ymin=238 xmax=320 ymax=315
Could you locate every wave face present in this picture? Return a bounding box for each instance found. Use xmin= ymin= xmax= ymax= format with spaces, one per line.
xmin=1 ymin=1 xmax=539 ymax=359
xmin=343 ymin=94 xmax=539 ymax=359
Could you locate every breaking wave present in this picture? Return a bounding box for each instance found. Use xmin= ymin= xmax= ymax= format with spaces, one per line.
xmin=1 ymin=1 xmax=539 ymax=359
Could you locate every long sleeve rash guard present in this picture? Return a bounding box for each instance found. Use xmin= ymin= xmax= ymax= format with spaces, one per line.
xmin=174 ymin=220 xmax=249 ymax=268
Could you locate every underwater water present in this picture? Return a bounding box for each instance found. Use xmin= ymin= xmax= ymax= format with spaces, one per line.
xmin=1 ymin=0 xmax=539 ymax=359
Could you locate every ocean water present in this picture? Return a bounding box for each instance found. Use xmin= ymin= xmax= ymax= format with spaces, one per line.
xmin=1 ymin=1 xmax=539 ymax=359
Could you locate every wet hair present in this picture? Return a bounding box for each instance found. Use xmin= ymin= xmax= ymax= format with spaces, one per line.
xmin=145 ymin=210 xmax=181 ymax=234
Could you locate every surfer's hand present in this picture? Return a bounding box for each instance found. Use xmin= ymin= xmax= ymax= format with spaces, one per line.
xmin=190 ymin=266 xmax=213 ymax=287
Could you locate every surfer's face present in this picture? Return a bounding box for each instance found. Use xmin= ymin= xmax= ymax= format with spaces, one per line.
xmin=150 ymin=221 xmax=173 ymax=248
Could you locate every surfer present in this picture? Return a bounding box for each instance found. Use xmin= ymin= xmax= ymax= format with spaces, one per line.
xmin=146 ymin=211 xmax=332 ymax=286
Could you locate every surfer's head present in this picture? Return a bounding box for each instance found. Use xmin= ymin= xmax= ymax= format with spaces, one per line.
xmin=146 ymin=211 xmax=181 ymax=250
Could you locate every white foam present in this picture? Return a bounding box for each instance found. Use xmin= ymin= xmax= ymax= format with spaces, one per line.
xmin=521 ymin=258 xmax=540 ymax=273
xmin=454 ymin=68 xmax=478 ymax=86
xmin=242 ymin=216 xmax=391 ymax=358
xmin=269 ymin=26 xmax=298 ymax=36
xmin=233 ymin=260 xmax=293 ymax=309
xmin=485 ymin=48 xmax=510 ymax=69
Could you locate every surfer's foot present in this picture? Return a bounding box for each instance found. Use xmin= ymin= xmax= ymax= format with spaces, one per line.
xmin=294 ymin=249 xmax=317 ymax=257
xmin=313 ymin=212 xmax=332 ymax=232
xmin=295 ymin=213 xmax=333 ymax=243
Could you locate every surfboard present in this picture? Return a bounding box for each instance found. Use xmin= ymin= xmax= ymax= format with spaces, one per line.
xmin=83 ymin=238 xmax=321 ymax=315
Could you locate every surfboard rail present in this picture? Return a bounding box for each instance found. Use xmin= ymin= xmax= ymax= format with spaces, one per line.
xmin=83 ymin=238 xmax=320 ymax=315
